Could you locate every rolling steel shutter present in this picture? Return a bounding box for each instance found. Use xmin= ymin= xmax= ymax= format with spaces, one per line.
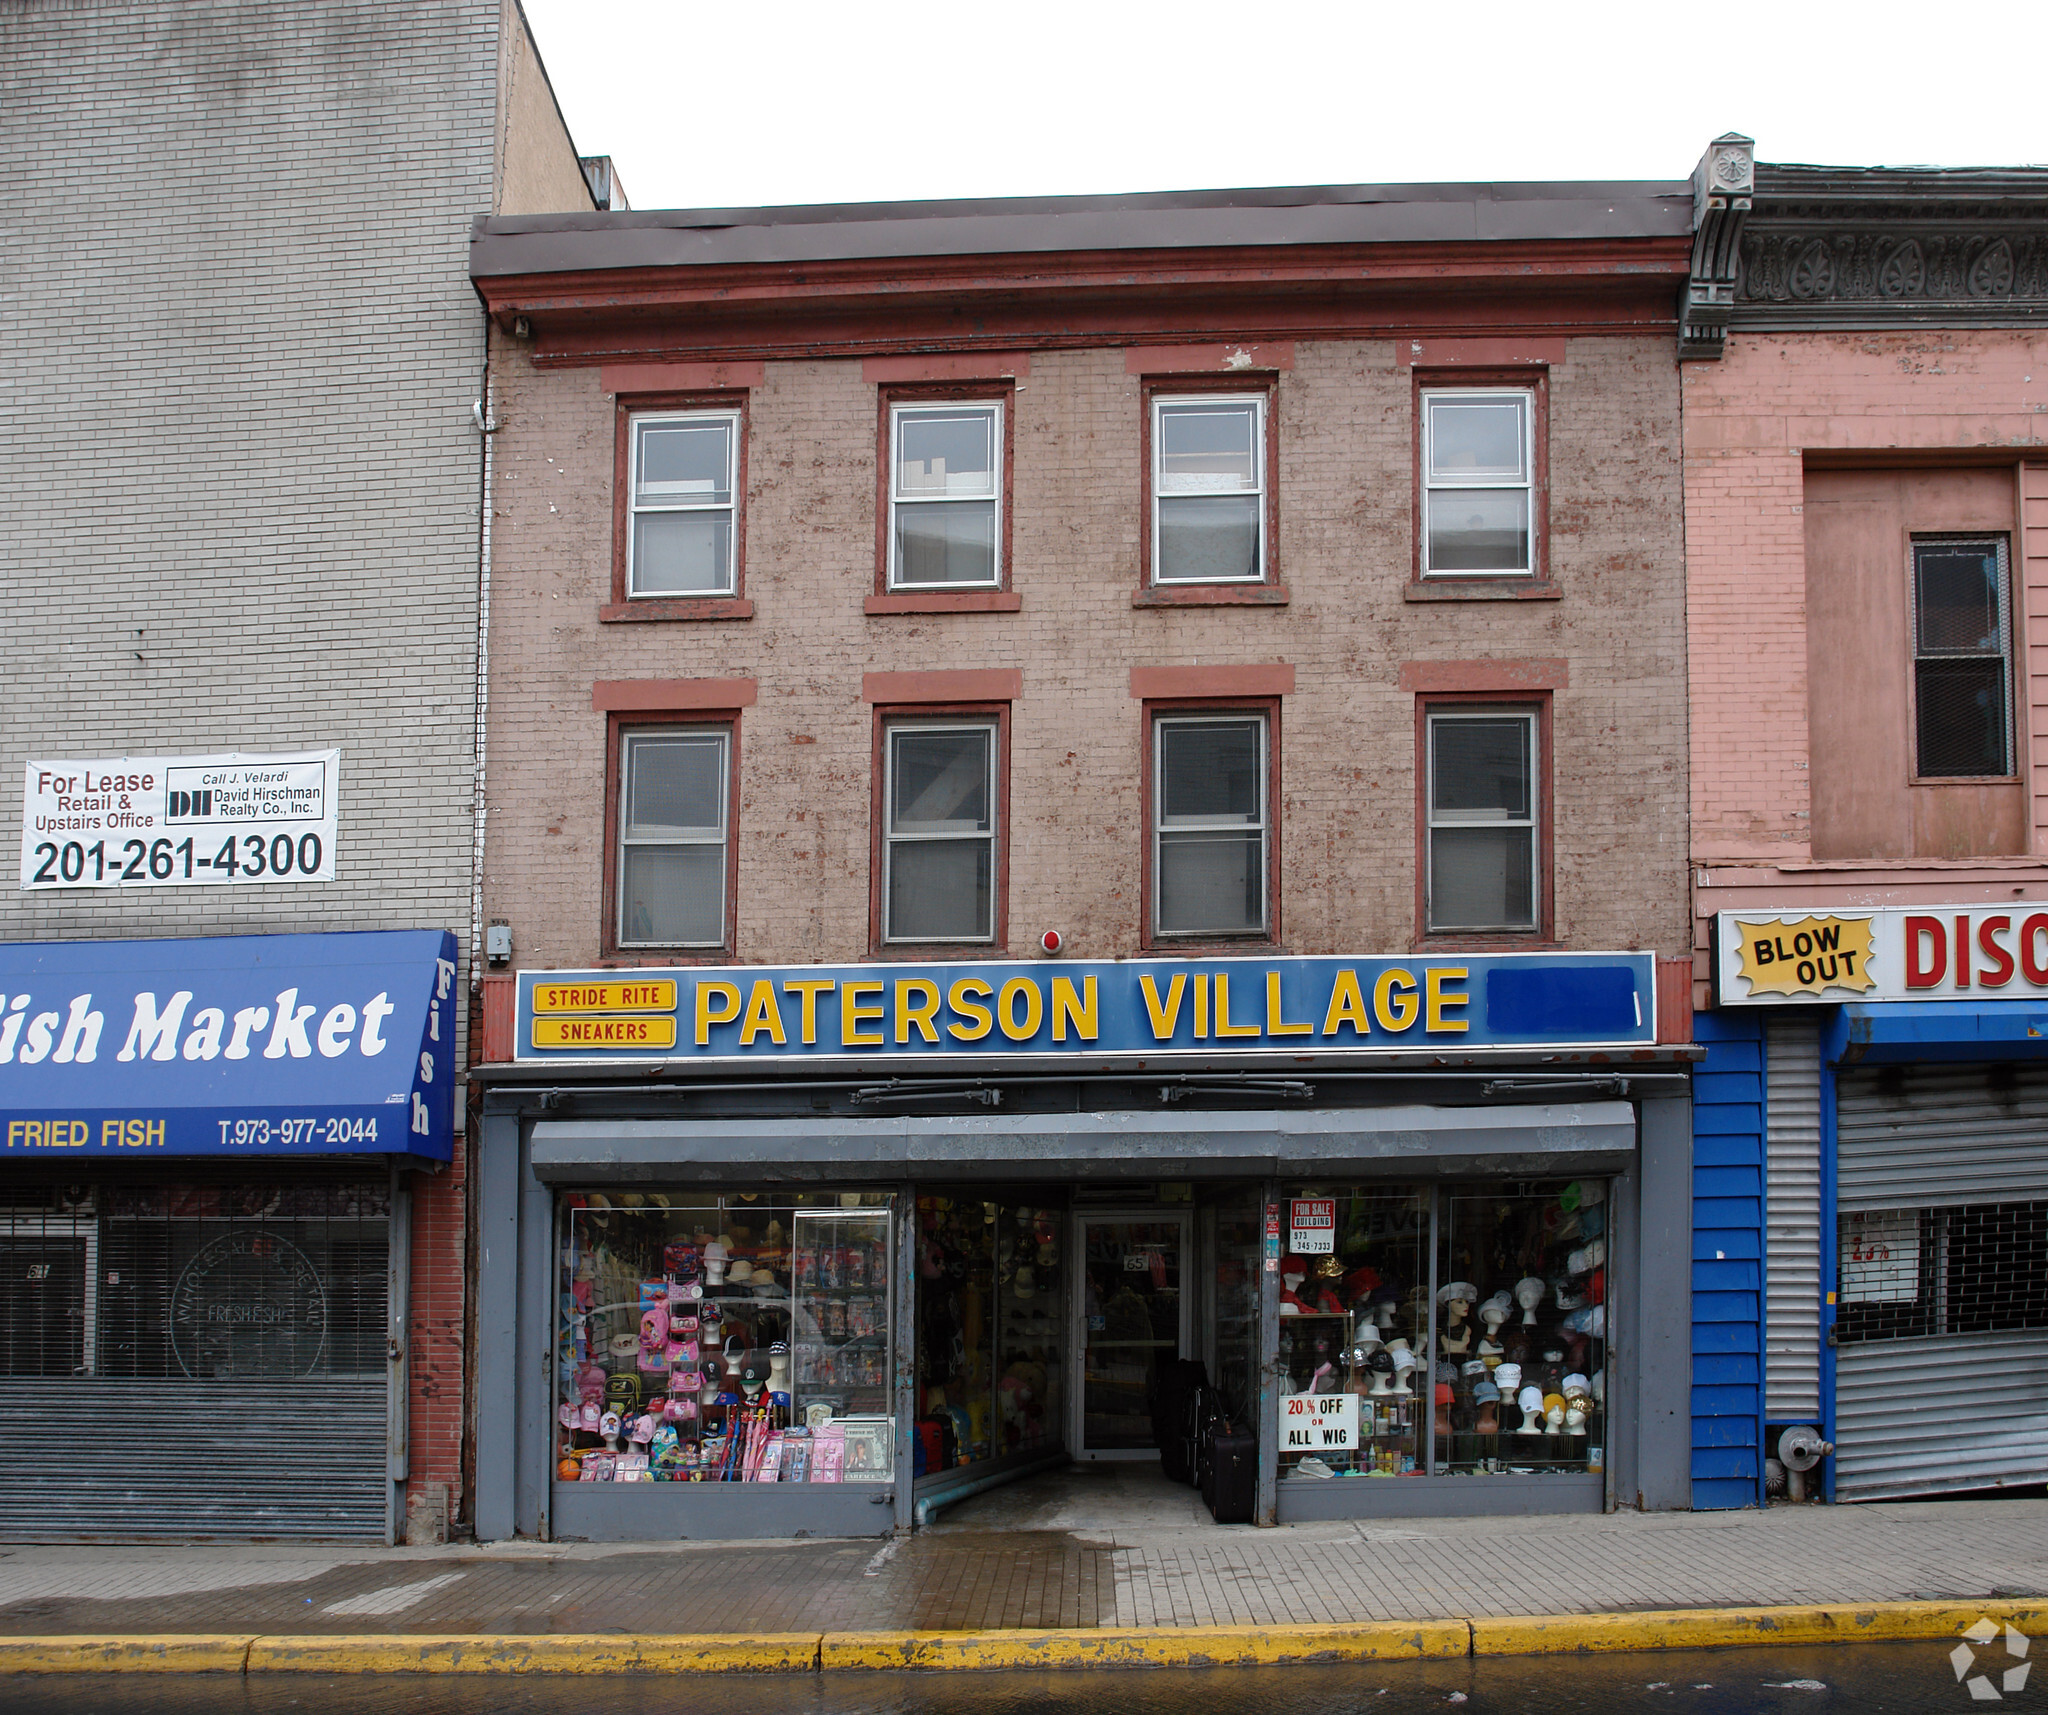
xmin=1764 ymin=1018 xmax=1822 ymax=1420
xmin=1836 ymin=1064 xmax=2048 ymax=1211
xmin=0 ymin=1378 xmax=387 ymax=1539
xmin=1833 ymin=1063 xmax=2048 ymax=1499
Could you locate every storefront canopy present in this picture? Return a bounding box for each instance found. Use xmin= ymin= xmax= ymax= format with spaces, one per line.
xmin=0 ymin=930 xmax=458 ymax=1161
xmin=527 ymin=1100 xmax=1637 ymax=1182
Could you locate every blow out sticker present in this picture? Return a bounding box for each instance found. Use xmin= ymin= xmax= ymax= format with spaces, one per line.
xmin=1731 ymin=915 xmax=1877 ymax=999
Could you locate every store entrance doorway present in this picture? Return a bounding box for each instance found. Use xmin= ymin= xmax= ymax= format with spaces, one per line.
xmin=1072 ymin=1211 xmax=1190 ymax=1459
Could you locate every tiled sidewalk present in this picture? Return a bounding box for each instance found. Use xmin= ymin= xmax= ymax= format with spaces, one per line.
xmin=0 ymin=1475 xmax=2040 ymax=1639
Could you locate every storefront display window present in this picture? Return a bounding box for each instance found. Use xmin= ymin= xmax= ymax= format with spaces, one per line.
xmin=1277 ymin=1188 xmax=1427 ymax=1478
xmin=1435 ymin=1182 xmax=1606 ymax=1475
xmin=1274 ymin=1179 xmax=1606 ymax=1481
xmin=915 ymin=1194 xmax=1065 ymax=1476
xmin=556 ymin=1191 xmax=895 ymax=1486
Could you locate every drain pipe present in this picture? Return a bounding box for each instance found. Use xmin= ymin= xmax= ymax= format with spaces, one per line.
xmin=469 ymin=343 xmax=499 ymax=984
xmin=912 ymin=1452 xmax=1069 ymax=1528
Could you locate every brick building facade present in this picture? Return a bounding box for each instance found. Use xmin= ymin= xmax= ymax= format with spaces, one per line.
xmin=1678 ymin=145 xmax=2048 ymax=1510
xmin=466 ymin=182 xmax=1703 ymax=1539
xmin=0 ymin=0 xmax=592 ymax=1542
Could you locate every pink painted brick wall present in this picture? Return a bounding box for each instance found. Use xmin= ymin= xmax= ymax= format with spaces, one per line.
xmin=1684 ymin=329 xmax=2048 ymax=865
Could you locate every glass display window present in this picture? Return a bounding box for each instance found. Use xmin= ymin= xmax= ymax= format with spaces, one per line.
xmin=1435 ymin=1180 xmax=1607 ymax=1476
xmin=555 ymin=1190 xmax=894 ymax=1487
xmin=1277 ymin=1187 xmax=1427 ymax=1479
xmin=1274 ymin=1179 xmax=1608 ymax=1483
xmin=915 ymin=1192 xmax=1066 ymax=1476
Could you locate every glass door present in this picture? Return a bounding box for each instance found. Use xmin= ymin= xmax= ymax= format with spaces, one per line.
xmin=1072 ymin=1213 xmax=1190 ymax=1459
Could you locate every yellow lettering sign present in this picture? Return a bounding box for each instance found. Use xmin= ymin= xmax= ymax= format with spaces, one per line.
xmin=1139 ymin=973 xmax=1186 ymax=1039
xmin=532 ymin=979 xmax=676 ymax=1014
xmin=1374 ymin=968 xmax=1419 ymax=1032
xmin=532 ymin=1016 xmax=678 ymax=1049
xmin=693 ymin=981 xmax=742 ymax=1046
xmin=1736 ymin=916 xmax=1876 ymax=998
xmin=1426 ymin=966 xmax=1470 ymax=1032
xmin=1320 ymin=969 xmax=1370 ymax=1038
xmin=1051 ymin=975 xmax=1098 ymax=1042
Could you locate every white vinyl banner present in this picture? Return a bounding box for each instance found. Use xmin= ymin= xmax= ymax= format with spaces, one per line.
xmin=21 ymin=752 xmax=339 ymax=889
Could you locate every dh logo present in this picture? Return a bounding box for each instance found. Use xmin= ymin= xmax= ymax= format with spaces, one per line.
xmin=1953 ymin=1617 xmax=2030 ymax=1701
xmin=167 ymin=789 xmax=212 ymax=819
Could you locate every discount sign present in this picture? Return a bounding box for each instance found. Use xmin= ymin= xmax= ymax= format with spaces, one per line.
xmin=22 ymin=752 xmax=339 ymax=889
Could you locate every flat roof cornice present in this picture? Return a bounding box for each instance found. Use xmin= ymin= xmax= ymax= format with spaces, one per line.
xmin=470 ymin=179 xmax=1694 ymax=279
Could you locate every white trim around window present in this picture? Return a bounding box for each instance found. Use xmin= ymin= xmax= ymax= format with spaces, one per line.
xmin=882 ymin=720 xmax=998 ymax=943
xmin=1150 ymin=393 xmax=1267 ymax=585
xmin=1421 ymin=388 xmax=1535 ymax=577
xmin=888 ymin=402 xmax=1003 ymax=591
xmin=627 ymin=409 xmax=741 ymax=597
xmin=1152 ymin=713 xmax=1269 ymax=937
xmin=1425 ymin=709 xmax=1538 ymax=933
xmin=617 ymin=727 xmax=731 ymax=949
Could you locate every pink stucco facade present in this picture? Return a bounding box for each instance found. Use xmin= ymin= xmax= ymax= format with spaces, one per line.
xmin=1683 ymin=328 xmax=2048 ymax=991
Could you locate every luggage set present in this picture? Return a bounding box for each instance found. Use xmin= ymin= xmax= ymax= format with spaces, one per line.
xmin=1152 ymin=1358 xmax=1254 ymax=1523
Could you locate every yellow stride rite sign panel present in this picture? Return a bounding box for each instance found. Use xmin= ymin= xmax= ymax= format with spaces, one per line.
xmin=513 ymin=953 xmax=1657 ymax=1064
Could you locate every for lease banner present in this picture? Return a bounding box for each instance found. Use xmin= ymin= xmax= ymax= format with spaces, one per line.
xmin=1715 ymin=906 xmax=2048 ymax=1005
xmin=21 ymin=752 xmax=338 ymax=889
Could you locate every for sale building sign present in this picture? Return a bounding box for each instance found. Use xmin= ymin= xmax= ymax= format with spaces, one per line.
xmin=1289 ymin=1198 xmax=1336 ymax=1254
xmin=21 ymin=753 xmax=338 ymax=889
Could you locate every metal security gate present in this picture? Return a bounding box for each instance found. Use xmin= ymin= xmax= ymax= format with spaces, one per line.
xmin=0 ymin=1379 xmax=386 ymax=1539
xmin=0 ymin=1170 xmax=391 ymax=1540
xmin=1764 ymin=1018 xmax=1822 ymax=1419
xmin=1834 ymin=1065 xmax=2048 ymax=1499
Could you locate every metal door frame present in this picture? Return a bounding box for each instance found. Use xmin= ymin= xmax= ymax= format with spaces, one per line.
xmin=1068 ymin=1207 xmax=1193 ymax=1461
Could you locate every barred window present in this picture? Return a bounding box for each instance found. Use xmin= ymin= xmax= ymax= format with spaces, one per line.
xmin=1836 ymin=1202 xmax=2048 ymax=1344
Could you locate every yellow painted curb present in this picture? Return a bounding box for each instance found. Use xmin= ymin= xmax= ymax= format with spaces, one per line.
xmin=0 ymin=1635 xmax=255 ymax=1673
xmin=244 ymin=1633 xmax=823 ymax=1674
xmin=1472 ymin=1601 xmax=2048 ymax=1657
xmin=819 ymin=1621 xmax=1469 ymax=1671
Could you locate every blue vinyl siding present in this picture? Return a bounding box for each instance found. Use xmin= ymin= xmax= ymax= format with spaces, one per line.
xmin=1689 ymin=1010 xmax=1766 ymax=1508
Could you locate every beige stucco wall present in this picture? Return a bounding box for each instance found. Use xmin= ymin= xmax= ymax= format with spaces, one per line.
xmin=494 ymin=0 xmax=595 ymax=217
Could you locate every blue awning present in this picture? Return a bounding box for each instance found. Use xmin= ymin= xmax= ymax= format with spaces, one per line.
xmin=0 ymin=931 xmax=458 ymax=1161
xmin=1826 ymin=999 xmax=2048 ymax=1066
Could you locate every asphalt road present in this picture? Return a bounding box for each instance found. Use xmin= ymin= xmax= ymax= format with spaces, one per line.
xmin=0 ymin=1642 xmax=2009 ymax=1714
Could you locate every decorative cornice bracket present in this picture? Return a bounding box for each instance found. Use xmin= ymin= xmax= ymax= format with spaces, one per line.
xmin=1681 ymin=133 xmax=1755 ymax=361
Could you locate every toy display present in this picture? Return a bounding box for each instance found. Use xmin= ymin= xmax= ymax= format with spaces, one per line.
xmin=556 ymin=1192 xmax=893 ymax=1485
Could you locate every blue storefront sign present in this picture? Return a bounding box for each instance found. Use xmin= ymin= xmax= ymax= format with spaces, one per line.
xmin=514 ymin=951 xmax=1656 ymax=1064
xmin=0 ymin=930 xmax=458 ymax=1160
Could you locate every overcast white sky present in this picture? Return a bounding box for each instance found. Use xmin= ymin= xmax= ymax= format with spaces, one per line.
xmin=521 ymin=0 xmax=2047 ymax=213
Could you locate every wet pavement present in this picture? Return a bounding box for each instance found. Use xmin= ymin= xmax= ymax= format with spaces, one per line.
xmin=0 ymin=1642 xmax=1999 ymax=1713
xmin=0 ymin=1473 xmax=2040 ymax=1641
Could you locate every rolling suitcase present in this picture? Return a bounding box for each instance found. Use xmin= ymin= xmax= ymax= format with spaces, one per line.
xmin=1203 ymin=1418 xmax=1255 ymax=1524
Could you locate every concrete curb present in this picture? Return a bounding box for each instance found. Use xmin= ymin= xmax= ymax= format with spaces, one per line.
xmin=0 ymin=1603 xmax=2040 ymax=1675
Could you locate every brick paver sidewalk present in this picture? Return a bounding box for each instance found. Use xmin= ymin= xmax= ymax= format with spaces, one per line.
xmin=0 ymin=1491 xmax=2040 ymax=1638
